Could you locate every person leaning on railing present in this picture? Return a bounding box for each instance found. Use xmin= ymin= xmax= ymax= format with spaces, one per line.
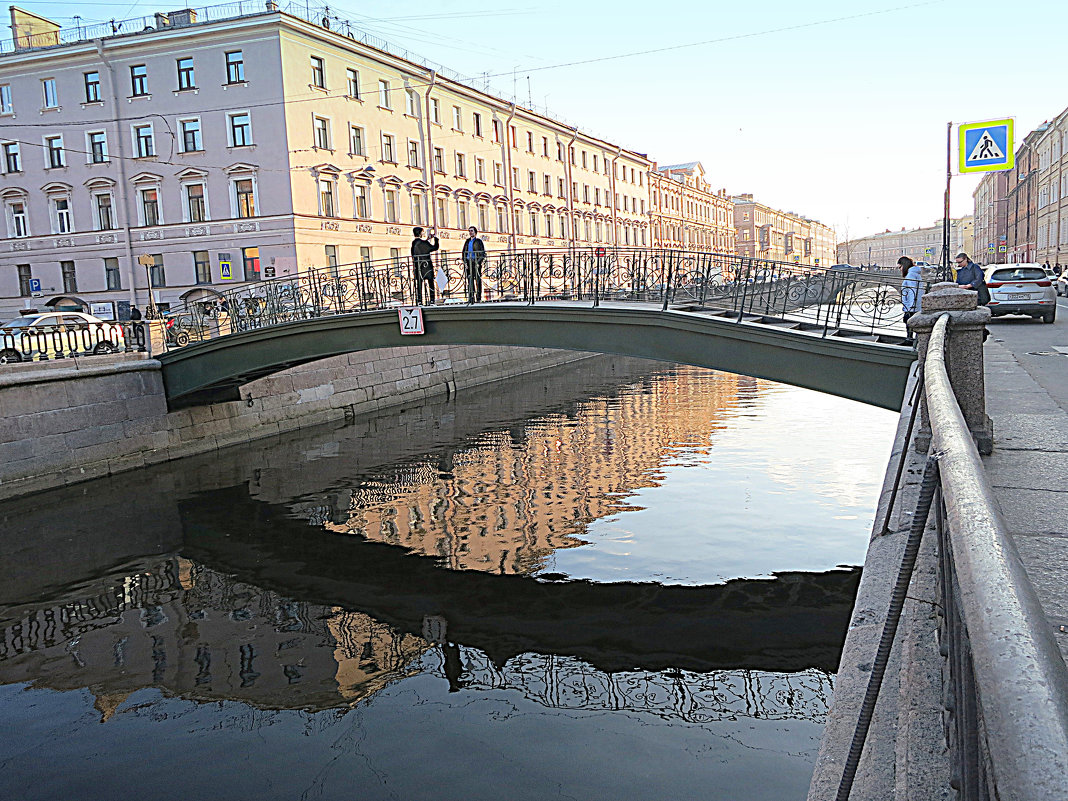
xmin=898 ymin=256 xmax=925 ymax=322
xmin=954 ymin=252 xmax=990 ymax=306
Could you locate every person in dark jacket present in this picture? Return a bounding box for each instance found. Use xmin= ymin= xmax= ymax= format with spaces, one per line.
xmin=411 ymin=227 xmax=439 ymax=305
xmin=462 ymin=226 xmax=486 ymax=303
xmin=954 ymin=252 xmax=989 ymax=305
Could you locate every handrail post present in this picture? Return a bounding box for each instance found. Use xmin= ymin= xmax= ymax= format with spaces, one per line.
xmin=908 ymin=282 xmax=993 ymax=454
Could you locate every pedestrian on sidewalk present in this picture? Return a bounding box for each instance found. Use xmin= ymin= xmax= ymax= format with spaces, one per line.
xmin=954 ymin=252 xmax=989 ymax=306
xmin=899 ymin=256 xmax=924 ymax=323
xmin=462 ymin=226 xmax=486 ymax=303
xmin=411 ymin=226 xmax=439 ymax=306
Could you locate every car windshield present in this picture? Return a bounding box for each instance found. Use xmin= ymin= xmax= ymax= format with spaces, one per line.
xmin=1 ymin=317 xmax=39 ymax=328
xmin=990 ymin=268 xmax=1046 ymax=282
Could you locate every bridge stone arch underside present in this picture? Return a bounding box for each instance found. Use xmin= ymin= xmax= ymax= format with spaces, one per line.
xmin=158 ymin=305 xmax=916 ymax=411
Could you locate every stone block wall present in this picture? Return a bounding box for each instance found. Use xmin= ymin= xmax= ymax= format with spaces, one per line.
xmin=0 ymin=345 xmax=594 ymax=500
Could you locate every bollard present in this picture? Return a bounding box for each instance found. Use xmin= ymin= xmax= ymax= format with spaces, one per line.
xmin=907 ymin=282 xmax=993 ymax=454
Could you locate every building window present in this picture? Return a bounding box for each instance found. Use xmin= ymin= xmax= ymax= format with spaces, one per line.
xmin=475 ymin=157 xmax=485 ymax=183
xmin=545 ymin=212 xmax=553 ymax=237
xmin=512 ymin=167 xmax=519 ymax=189
xmin=452 ymin=105 xmax=462 ymax=131
xmin=478 ymin=203 xmax=488 ymax=231
xmin=496 ymin=205 xmax=507 ymax=233
xmin=492 ymin=120 xmax=502 ymax=143
xmin=319 ymin=178 xmax=336 ymax=217
xmin=407 ymin=139 xmax=420 ymax=168
xmin=242 ymin=246 xmax=260 ymax=281
xmin=83 ymin=71 xmax=101 ymax=103
xmin=430 ymin=98 xmax=440 ymax=124
xmin=61 ymin=261 xmax=77 ymax=293
xmin=350 ymin=125 xmax=365 ymax=156
xmin=526 ymin=131 xmax=533 ymax=152
xmin=542 ymin=137 xmax=549 ymax=158
xmin=513 ymin=209 xmax=522 ymax=235
xmin=17 ymin=264 xmax=32 ymax=296
xmin=509 ymin=125 xmax=516 ymax=147
xmin=384 ymin=189 xmax=398 ymax=222
xmin=455 ymin=152 xmax=466 ymax=178
xmin=130 ymin=65 xmax=148 ymax=96
xmin=229 ymin=113 xmax=252 ymax=147
xmin=354 ymin=184 xmax=369 ymax=218
xmin=528 ymin=170 xmax=535 ymax=192
xmin=378 ymin=79 xmax=391 ymax=109
xmin=225 ymin=51 xmax=245 ymax=83
xmin=180 ymin=118 xmax=201 ymax=152
xmin=235 ymin=178 xmax=255 ymax=217
xmin=95 ymin=193 xmax=114 ymax=230
xmin=194 ymin=250 xmax=211 ymax=284
xmin=405 ymin=89 xmax=417 ymax=117
xmin=88 ymin=131 xmax=108 ymax=163
xmin=0 ymin=84 xmax=11 ymax=114
xmin=313 ymin=116 xmax=330 ymax=149
xmin=411 ymin=193 xmax=424 ymax=226
xmin=493 ymin=162 xmax=503 ymax=186
xmin=186 ymin=183 xmax=206 ymax=222
xmin=558 ymin=178 xmax=565 ymax=197
xmin=140 ymin=188 xmax=160 ymax=226
xmin=149 ymin=254 xmax=166 ymax=288
xmin=529 ymin=210 xmax=538 ymax=236
xmin=557 ymin=142 xmax=564 ymax=161
xmin=346 ymin=68 xmax=359 ymax=98
xmin=42 ymin=78 xmax=58 ymax=108
xmin=381 ymin=133 xmax=396 ymax=163
xmin=7 ymin=201 xmax=27 ymax=237
xmin=134 ymin=124 xmax=154 ymax=158
xmin=53 ymin=197 xmax=72 ymax=233
xmin=473 ymin=112 xmax=483 ymax=137
xmin=544 ymin=175 xmax=551 ymax=195
xmin=105 ymin=257 xmax=121 ymax=290
xmin=436 ymin=196 xmax=447 ymax=227
xmin=325 ymin=244 xmax=338 ymax=269
xmin=456 ymin=200 xmax=467 ymax=229
xmin=3 ymin=142 xmax=20 ymax=173
xmin=45 ymin=135 xmax=64 ymax=168
xmin=311 ymin=56 xmax=325 ymax=88
xmin=433 ymin=147 xmax=444 ymax=173
xmin=176 ymin=57 xmax=195 ymax=90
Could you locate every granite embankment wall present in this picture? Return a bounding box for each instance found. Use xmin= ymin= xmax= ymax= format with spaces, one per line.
xmin=0 ymin=345 xmax=595 ymax=501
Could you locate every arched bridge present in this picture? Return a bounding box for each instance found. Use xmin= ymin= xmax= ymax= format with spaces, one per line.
xmin=155 ymin=248 xmax=917 ymax=410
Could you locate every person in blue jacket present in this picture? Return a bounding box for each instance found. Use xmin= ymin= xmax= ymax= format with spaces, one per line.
xmin=954 ymin=252 xmax=989 ymax=305
xmin=899 ymin=256 xmax=924 ymax=322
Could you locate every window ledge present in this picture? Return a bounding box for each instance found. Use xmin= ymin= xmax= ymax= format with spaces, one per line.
xmin=173 ymin=88 xmax=199 ymax=96
xmin=227 ymin=145 xmax=256 ymax=152
xmin=81 ymin=100 xmax=104 ymax=108
xmin=0 ymin=111 xmax=14 ymax=118
xmin=128 ymin=94 xmax=152 ymax=102
xmin=39 ymin=106 xmax=62 ymax=114
xmin=309 ymin=84 xmax=329 ymax=94
xmin=223 ymin=81 xmax=249 ymax=89
xmin=377 ymin=106 xmax=393 ymax=113
xmin=345 ymin=95 xmax=363 ymax=102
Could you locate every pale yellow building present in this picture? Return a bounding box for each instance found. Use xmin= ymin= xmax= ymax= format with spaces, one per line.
xmin=649 ymin=162 xmax=734 ymax=253
xmin=732 ymin=194 xmax=836 ymax=267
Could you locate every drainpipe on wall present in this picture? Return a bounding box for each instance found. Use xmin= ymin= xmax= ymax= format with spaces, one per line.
xmin=610 ymin=146 xmax=622 ymax=248
xmin=504 ymin=103 xmax=517 ymax=252
xmin=423 ymin=70 xmax=437 ymax=232
xmin=96 ymin=39 xmax=138 ymax=310
xmin=565 ymin=127 xmax=577 ymax=249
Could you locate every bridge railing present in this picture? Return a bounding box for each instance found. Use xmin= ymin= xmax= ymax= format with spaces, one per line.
xmin=925 ymin=312 xmax=1068 ymax=798
xmin=0 ymin=320 xmax=147 ymax=364
xmin=153 ymin=247 xmax=914 ymax=352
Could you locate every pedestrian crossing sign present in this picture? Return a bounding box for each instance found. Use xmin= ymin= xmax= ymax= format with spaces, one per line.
xmin=959 ymin=118 xmax=1014 ymax=173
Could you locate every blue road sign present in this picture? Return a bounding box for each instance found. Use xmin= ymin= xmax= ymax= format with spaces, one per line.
xmin=28 ymin=278 xmax=41 ymax=293
xmin=959 ymin=118 xmax=1014 ymax=173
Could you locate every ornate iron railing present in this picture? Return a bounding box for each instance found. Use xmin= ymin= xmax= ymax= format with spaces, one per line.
xmin=925 ymin=313 xmax=1068 ymax=799
xmin=154 ymin=247 xmax=912 ymax=353
xmin=0 ymin=320 xmax=147 ymax=364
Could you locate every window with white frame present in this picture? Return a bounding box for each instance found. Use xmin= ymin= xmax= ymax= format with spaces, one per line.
xmin=457 ymin=200 xmax=468 ymax=229
xmin=527 ymin=171 xmax=535 ymax=192
xmin=452 ymin=105 xmax=462 ymax=130
xmin=346 ymin=68 xmax=359 ymax=98
xmin=354 ymin=184 xmax=369 ymax=218
xmin=7 ymin=199 xmax=28 ymax=237
xmin=512 ymin=167 xmax=519 ymax=189
xmin=350 ymin=125 xmax=365 ymax=156
xmin=493 ymin=162 xmax=503 ymax=186
xmin=52 ymin=195 xmax=73 ymax=233
xmin=105 ymin=257 xmax=121 ymax=289
xmin=176 ymin=57 xmax=196 ymax=90
xmin=378 ymin=79 xmax=391 ymax=108
xmin=545 ymin=212 xmax=553 ymax=237
xmin=543 ymin=174 xmax=551 ymax=195
xmin=436 ymin=196 xmax=447 ymax=228
xmin=228 ymin=112 xmax=252 ymax=147
xmin=432 ymin=147 xmax=444 ymax=173
xmin=134 ymin=124 xmax=154 ymax=158
xmin=84 ymin=71 xmax=101 ymax=103
xmin=318 ymin=177 xmax=336 ymax=217
xmin=411 ymin=192 xmax=425 ymax=226
xmin=84 ymin=131 xmax=107 ymax=164
xmin=0 ymin=84 xmax=11 ymax=114
xmin=529 ymin=210 xmax=537 ymax=236
xmin=42 ymin=78 xmax=58 ymax=108
xmin=455 ymin=152 xmax=466 ymax=178
xmin=45 ymin=135 xmax=64 ymax=168
xmin=226 ymin=51 xmax=245 ymax=84
xmin=233 ymin=177 xmax=256 ymax=218
xmin=180 ymin=118 xmax=201 ymax=152
xmin=311 ymin=56 xmax=326 ymax=89
xmin=496 ymin=205 xmax=507 ymax=233
xmin=407 ymin=139 xmax=420 ymax=168
xmin=185 ymin=182 xmax=207 ymax=222
xmin=381 ymin=133 xmax=396 ymax=163
xmin=492 ymin=120 xmax=502 ymax=143
xmin=430 ymin=98 xmax=440 ymax=124
xmin=473 ymin=112 xmax=482 ymax=137
xmin=314 ymin=116 xmax=331 ymax=149
xmin=130 ymin=65 xmax=148 ymax=97
xmin=558 ymin=178 xmax=565 ymax=197
xmin=140 ymin=187 xmax=161 ymax=226
xmin=477 ymin=204 xmax=487 ymax=231
xmin=513 ymin=209 xmax=522 ymax=235
xmin=405 ymin=89 xmax=417 ymax=117
xmin=94 ymin=192 xmax=114 ymax=230
xmin=384 ymin=188 xmax=398 ymax=222
xmin=474 ymin=157 xmax=485 ymax=183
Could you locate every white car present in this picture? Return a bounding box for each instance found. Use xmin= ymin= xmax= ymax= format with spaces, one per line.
xmin=1056 ymin=271 xmax=1068 ymax=297
xmin=984 ymin=264 xmax=1057 ymax=323
xmin=0 ymin=311 xmax=126 ymax=362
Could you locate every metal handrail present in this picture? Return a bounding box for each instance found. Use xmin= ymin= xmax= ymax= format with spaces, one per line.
xmin=926 ymin=313 xmax=1068 ymax=798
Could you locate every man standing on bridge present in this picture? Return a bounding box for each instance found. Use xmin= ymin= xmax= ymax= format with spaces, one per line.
xmin=462 ymin=226 xmax=486 ymax=303
xmin=411 ymin=227 xmax=439 ymax=306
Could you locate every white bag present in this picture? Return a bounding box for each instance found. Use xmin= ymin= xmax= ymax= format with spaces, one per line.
xmin=435 ymin=266 xmax=448 ymax=290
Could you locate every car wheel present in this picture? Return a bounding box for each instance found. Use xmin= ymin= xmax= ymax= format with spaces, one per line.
xmin=0 ymin=348 xmax=23 ymax=363
xmin=174 ymin=331 xmax=190 ymax=347
xmin=1043 ymin=310 xmax=1056 ymax=324
xmin=93 ymin=341 xmax=117 ymax=354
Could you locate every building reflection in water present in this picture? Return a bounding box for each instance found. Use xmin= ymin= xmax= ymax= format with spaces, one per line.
xmin=0 ymin=555 xmax=832 ymax=727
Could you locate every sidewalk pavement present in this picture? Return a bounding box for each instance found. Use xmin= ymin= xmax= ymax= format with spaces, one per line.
xmin=982 ymin=316 xmax=1068 ymax=664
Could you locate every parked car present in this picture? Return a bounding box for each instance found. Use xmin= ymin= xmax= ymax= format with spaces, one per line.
xmin=0 ymin=311 xmax=126 ymax=362
xmin=984 ymin=264 xmax=1057 ymax=323
xmin=1056 ymin=271 xmax=1068 ymax=297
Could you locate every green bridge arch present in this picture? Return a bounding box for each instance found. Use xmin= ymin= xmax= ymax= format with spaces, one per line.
xmin=157 ymin=304 xmax=915 ymax=410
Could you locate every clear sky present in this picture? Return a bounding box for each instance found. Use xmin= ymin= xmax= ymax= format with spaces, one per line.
xmin=8 ymin=0 xmax=1062 ymax=239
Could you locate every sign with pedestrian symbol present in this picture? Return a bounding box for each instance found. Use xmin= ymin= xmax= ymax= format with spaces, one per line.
xmin=959 ymin=118 xmax=1014 ymax=173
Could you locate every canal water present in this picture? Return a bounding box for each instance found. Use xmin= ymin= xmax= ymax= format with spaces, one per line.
xmin=0 ymin=354 xmax=897 ymax=800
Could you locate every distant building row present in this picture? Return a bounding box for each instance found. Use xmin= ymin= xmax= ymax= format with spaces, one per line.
xmin=835 ymin=218 xmax=974 ymax=268
xmin=0 ymin=5 xmax=835 ymax=319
